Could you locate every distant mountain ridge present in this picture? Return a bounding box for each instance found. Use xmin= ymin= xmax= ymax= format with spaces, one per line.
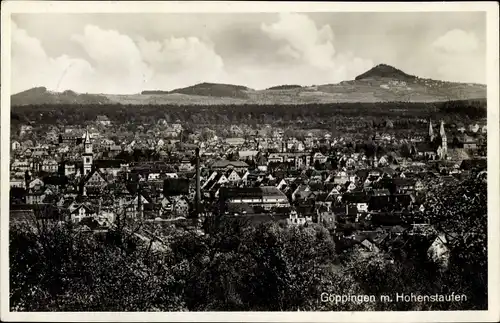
xmin=142 ymin=82 xmax=250 ymax=99
xmin=266 ymin=85 xmax=304 ymax=90
xmin=12 ymin=64 xmax=487 ymax=106
xmin=11 ymin=87 xmax=110 ymax=106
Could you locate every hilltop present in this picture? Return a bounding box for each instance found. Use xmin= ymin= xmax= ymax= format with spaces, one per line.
xmin=355 ymin=64 xmax=417 ymax=81
xmin=143 ymin=82 xmax=250 ymax=99
xmin=11 ymin=87 xmax=110 ymax=106
xmin=11 ymin=64 xmax=487 ymax=106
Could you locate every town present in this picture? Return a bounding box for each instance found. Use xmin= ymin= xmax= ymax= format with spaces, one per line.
xmin=5 ymin=6 xmax=494 ymax=315
xmin=9 ymin=112 xmax=487 ymax=261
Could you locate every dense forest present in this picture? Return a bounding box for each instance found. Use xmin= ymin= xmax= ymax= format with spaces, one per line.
xmin=11 ymin=99 xmax=486 ymax=128
xmin=10 ymin=171 xmax=487 ymax=311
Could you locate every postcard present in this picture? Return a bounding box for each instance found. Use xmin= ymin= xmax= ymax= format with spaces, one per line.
xmin=1 ymin=1 xmax=499 ymax=322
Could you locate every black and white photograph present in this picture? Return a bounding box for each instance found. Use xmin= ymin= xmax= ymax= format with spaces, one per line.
xmin=1 ymin=1 xmax=499 ymax=322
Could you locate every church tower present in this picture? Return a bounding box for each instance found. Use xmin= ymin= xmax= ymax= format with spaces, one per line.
xmin=428 ymin=119 xmax=435 ymax=142
xmin=83 ymin=129 xmax=93 ymax=175
xmin=439 ymin=120 xmax=447 ymax=159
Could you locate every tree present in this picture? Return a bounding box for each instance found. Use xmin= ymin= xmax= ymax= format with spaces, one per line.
xmin=422 ymin=169 xmax=487 ymax=309
xmin=9 ymin=220 xmax=185 ymax=311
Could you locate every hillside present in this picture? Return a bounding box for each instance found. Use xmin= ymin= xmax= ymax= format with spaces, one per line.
xmin=11 ymin=87 xmax=110 ymax=106
xmin=12 ymin=64 xmax=487 ymax=106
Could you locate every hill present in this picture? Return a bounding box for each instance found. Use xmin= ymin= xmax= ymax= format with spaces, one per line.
xmin=12 ymin=64 xmax=487 ymax=106
xmin=355 ymin=64 xmax=417 ymax=81
xmin=11 ymin=87 xmax=110 ymax=106
xmin=167 ymin=82 xmax=250 ymax=99
xmin=266 ymin=85 xmax=303 ymax=90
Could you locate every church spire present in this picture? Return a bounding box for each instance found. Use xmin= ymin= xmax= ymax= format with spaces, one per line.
xmin=83 ymin=128 xmax=93 ymax=175
xmin=84 ymin=128 xmax=91 ymax=144
xmin=440 ymin=120 xmax=446 ymax=139
xmin=428 ymin=119 xmax=434 ymax=142
xmin=439 ymin=120 xmax=447 ymax=160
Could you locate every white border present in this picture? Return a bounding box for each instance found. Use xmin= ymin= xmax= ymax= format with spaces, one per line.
xmin=1 ymin=1 xmax=499 ymax=322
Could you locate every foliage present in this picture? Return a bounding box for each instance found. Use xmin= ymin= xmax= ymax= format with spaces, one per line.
xmin=10 ymin=171 xmax=487 ymax=311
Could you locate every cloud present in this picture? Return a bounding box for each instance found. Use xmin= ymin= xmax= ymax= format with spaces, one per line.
xmin=432 ymin=29 xmax=479 ymax=53
xmin=428 ymin=29 xmax=484 ymax=83
xmin=11 ymin=23 xmax=227 ymax=94
xmin=260 ymin=13 xmax=373 ymax=84
xmin=136 ymin=36 xmax=225 ymax=89
xmin=11 ymin=21 xmax=95 ymax=94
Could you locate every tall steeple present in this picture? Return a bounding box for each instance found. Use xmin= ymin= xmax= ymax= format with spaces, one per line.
xmin=84 ymin=129 xmax=92 ymax=154
xmin=439 ymin=120 xmax=446 ymax=139
xmin=428 ymin=119 xmax=435 ymax=142
xmin=439 ymin=120 xmax=447 ymax=159
xmin=83 ymin=128 xmax=93 ymax=175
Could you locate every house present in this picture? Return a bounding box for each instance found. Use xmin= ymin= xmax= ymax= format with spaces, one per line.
xmin=370 ymin=188 xmax=389 ymax=196
xmin=292 ymin=184 xmax=311 ymax=202
xmin=41 ymin=159 xmax=58 ymax=173
xmin=10 ymin=177 xmax=25 ymax=189
xmin=392 ymin=178 xmax=416 ymax=193
xmin=210 ymin=160 xmax=249 ymax=171
xmin=414 ymin=180 xmax=426 ymax=191
xmin=359 ymin=238 xmax=380 ymax=253
xmin=178 ymin=158 xmax=194 ymax=172
xmin=96 ymin=115 xmax=111 ymax=126
xmin=368 ymin=195 xmax=391 ymax=211
xmin=333 ymin=171 xmax=349 ymax=184
xmin=427 ymin=233 xmax=456 ymax=270
xmin=59 ymin=133 xmax=83 ymax=145
xmin=317 ymin=210 xmax=336 ymax=228
xmin=220 ymin=186 xmax=290 ymax=211
xmin=468 ymin=123 xmax=480 ymax=133
xmin=267 ymin=153 xmax=283 ymax=164
xmin=226 ymin=169 xmax=242 ymax=182
xmin=225 ymin=138 xmax=245 ymax=146
xmin=345 ymin=182 xmax=357 ymax=192
xmin=70 ymin=205 xmax=97 ymax=224
xmin=11 ymin=160 xmax=31 ymax=172
xmin=238 ymin=150 xmax=259 ymax=161
xmin=313 ymin=152 xmax=327 ymax=164
xmin=173 ymin=197 xmax=190 ymax=217
xmin=287 ymin=210 xmax=312 ymax=226
xmin=276 ymin=178 xmax=289 ymax=191
xmin=342 ymin=192 xmax=369 ymax=213
xmin=413 ymin=142 xmax=436 ymax=159
xmin=28 ymin=178 xmax=44 ymax=191
xmin=26 ymin=190 xmax=46 ymax=204
xmin=11 ymin=141 xmax=21 ymax=151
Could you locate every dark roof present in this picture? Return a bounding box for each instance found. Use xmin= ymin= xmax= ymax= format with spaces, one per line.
xmin=42 ymin=175 xmax=68 ymax=186
xmin=381 ymin=167 xmax=397 ymax=176
xmin=163 ymin=178 xmax=190 ymax=196
xmin=10 ymin=187 xmax=27 ymax=199
xmin=355 ymin=169 xmax=369 ymax=181
xmin=95 ymin=159 xmax=127 ymax=169
xmin=392 ymin=178 xmax=416 ymax=187
xmin=414 ymin=142 xmax=435 ymax=153
xmin=368 ymin=195 xmax=391 ymax=211
xmin=211 ymin=160 xmax=249 ymax=168
xmin=342 ymin=192 xmax=370 ymax=204
xmin=220 ymin=186 xmax=286 ymax=200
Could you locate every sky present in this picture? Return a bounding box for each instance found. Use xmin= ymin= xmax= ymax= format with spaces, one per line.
xmin=11 ymin=12 xmax=486 ymax=94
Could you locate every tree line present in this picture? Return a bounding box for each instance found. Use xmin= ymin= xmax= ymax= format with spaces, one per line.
xmin=11 ymin=99 xmax=486 ymax=128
